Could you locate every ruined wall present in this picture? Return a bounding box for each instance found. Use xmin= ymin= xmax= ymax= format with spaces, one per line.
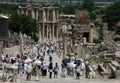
xmin=75 ymin=10 xmax=90 ymax=25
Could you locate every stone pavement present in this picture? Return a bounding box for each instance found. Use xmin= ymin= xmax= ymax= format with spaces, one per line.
xmin=14 ymin=52 xmax=120 ymax=83
xmin=16 ymin=75 xmax=120 ymax=83
xmin=0 ymin=52 xmax=120 ymax=83
xmin=1 ymin=45 xmax=120 ymax=83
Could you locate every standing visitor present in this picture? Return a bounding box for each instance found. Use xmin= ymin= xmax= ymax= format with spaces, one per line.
xmin=26 ymin=63 xmax=33 ymax=81
xmin=1 ymin=52 xmax=6 ymax=63
xmin=5 ymin=54 xmax=10 ymax=63
xmin=49 ymin=54 xmax=53 ymax=62
xmin=40 ymin=55 xmax=45 ymax=62
xmin=81 ymin=61 xmax=85 ymax=75
xmin=98 ymin=65 xmax=104 ymax=78
xmin=11 ymin=54 xmax=16 ymax=64
xmin=24 ymin=62 xmax=28 ymax=75
xmin=41 ymin=63 xmax=43 ymax=76
xmin=53 ymin=63 xmax=59 ymax=78
xmin=75 ymin=63 xmax=81 ymax=79
xmin=85 ymin=61 xmax=90 ymax=79
xmin=42 ymin=62 xmax=48 ymax=77
xmin=18 ymin=60 xmax=23 ymax=76
xmin=48 ymin=62 xmax=53 ymax=79
xmin=61 ymin=63 xmax=66 ymax=77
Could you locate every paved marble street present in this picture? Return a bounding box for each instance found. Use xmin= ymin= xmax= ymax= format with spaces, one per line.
xmin=16 ymin=76 xmax=120 ymax=83
xmin=14 ymin=52 xmax=120 ymax=83
xmin=0 ymin=47 xmax=120 ymax=83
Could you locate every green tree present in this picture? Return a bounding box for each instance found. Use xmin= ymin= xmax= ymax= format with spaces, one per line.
xmin=59 ymin=4 xmax=81 ymax=14
xmin=103 ymin=1 xmax=120 ymax=30
xmin=0 ymin=3 xmax=18 ymax=14
xmin=82 ymin=0 xmax=95 ymax=12
xmin=9 ymin=13 xmax=39 ymax=42
xmin=89 ymin=11 xmax=97 ymax=21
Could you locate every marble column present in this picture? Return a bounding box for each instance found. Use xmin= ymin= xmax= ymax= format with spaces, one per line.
xmin=52 ymin=24 xmax=54 ymax=41
xmin=43 ymin=10 xmax=46 ymax=21
xmin=36 ymin=10 xmax=38 ymax=20
xmin=50 ymin=26 xmax=52 ymax=40
xmin=39 ymin=24 xmax=42 ymax=42
xmin=24 ymin=9 xmax=26 ymax=15
xmin=56 ymin=10 xmax=59 ymax=21
xmin=47 ymin=10 xmax=49 ymax=21
xmin=21 ymin=8 xmax=24 ymax=14
xmin=52 ymin=10 xmax=56 ymax=21
xmin=47 ymin=25 xmax=48 ymax=38
xmin=56 ymin=27 xmax=58 ymax=40
xmin=26 ymin=9 xmax=28 ymax=15
xmin=63 ymin=36 xmax=67 ymax=58
xmin=20 ymin=32 xmax=24 ymax=54
xmin=32 ymin=9 xmax=35 ymax=19
xmin=42 ymin=24 xmax=45 ymax=40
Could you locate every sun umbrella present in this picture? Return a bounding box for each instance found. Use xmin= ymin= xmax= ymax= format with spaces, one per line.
xmin=69 ymin=62 xmax=76 ymax=68
xmin=34 ymin=60 xmax=41 ymax=65
xmin=24 ymin=58 xmax=33 ymax=63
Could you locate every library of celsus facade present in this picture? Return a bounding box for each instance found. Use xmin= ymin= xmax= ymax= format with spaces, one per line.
xmin=18 ymin=5 xmax=59 ymax=42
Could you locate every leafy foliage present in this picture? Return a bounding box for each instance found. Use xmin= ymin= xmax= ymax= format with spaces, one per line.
xmin=9 ymin=13 xmax=39 ymax=42
xmin=59 ymin=4 xmax=81 ymax=14
xmin=103 ymin=1 xmax=120 ymax=30
xmin=82 ymin=0 xmax=95 ymax=12
xmin=0 ymin=3 xmax=18 ymax=14
xmin=89 ymin=11 xmax=97 ymax=21
xmin=93 ymin=38 xmax=100 ymax=44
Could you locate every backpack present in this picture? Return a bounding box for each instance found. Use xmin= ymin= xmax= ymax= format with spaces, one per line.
xmin=53 ymin=66 xmax=58 ymax=72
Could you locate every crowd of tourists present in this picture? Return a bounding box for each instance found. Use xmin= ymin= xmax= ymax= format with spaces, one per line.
xmin=1 ymin=40 xmax=61 ymax=80
xmin=0 ymin=40 xmax=117 ymax=81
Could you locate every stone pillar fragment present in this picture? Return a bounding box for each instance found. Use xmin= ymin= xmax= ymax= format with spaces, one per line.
xmin=43 ymin=24 xmax=44 ymax=39
xmin=52 ymin=24 xmax=54 ymax=41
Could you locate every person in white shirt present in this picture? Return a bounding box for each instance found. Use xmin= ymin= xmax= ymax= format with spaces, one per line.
xmin=42 ymin=62 xmax=48 ymax=77
xmin=75 ymin=63 xmax=81 ymax=79
xmin=1 ymin=52 xmax=6 ymax=62
xmin=24 ymin=63 xmax=28 ymax=75
xmin=26 ymin=63 xmax=33 ymax=81
xmin=81 ymin=62 xmax=85 ymax=75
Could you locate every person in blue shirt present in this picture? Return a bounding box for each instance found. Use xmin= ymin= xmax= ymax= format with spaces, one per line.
xmin=53 ymin=63 xmax=59 ymax=78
